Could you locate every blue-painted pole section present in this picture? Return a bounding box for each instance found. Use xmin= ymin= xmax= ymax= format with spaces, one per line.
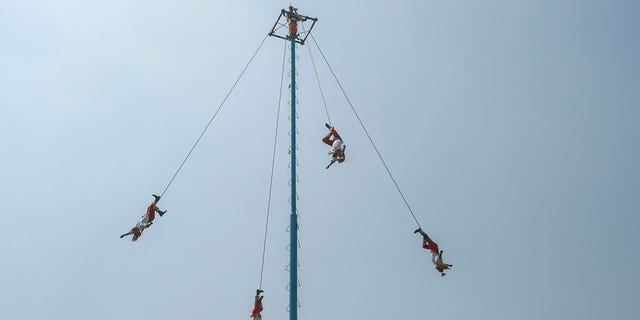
xmin=289 ymin=36 xmax=298 ymax=320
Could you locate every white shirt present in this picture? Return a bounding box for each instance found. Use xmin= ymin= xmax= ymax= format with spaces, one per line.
xmin=432 ymin=252 xmax=445 ymax=268
xmin=136 ymin=214 xmax=151 ymax=231
xmin=331 ymin=139 xmax=343 ymax=152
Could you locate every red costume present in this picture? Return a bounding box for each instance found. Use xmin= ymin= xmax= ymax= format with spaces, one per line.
xmin=422 ymin=237 xmax=439 ymax=255
xmin=322 ymin=127 xmax=342 ymax=146
xmin=251 ymin=298 xmax=263 ymax=317
xmin=146 ymin=202 xmax=157 ymax=222
xmin=286 ymin=7 xmax=306 ymax=39
xmin=288 ymin=19 xmax=298 ymax=37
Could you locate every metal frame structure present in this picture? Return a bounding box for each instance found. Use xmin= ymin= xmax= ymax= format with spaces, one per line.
xmin=269 ymin=8 xmax=318 ymax=45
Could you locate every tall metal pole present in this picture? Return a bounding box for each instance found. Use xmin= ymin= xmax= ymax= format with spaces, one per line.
xmin=289 ymin=32 xmax=298 ymax=320
xmin=268 ymin=8 xmax=315 ymax=320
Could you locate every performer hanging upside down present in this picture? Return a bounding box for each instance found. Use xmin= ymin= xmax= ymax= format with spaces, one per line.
xmin=251 ymin=289 xmax=264 ymax=320
xmin=120 ymin=194 xmax=167 ymax=242
xmin=323 ymin=123 xmax=346 ymax=169
xmin=414 ymin=228 xmax=453 ymax=276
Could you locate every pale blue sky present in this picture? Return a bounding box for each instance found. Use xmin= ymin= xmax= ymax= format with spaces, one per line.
xmin=1 ymin=1 xmax=639 ymax=319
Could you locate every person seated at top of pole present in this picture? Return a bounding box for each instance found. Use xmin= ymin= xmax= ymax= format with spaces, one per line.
xmin=323 ymin=123 xmax=346 ymax=169
xmin=285 ymin=6 xmax=307 ymax=39
xmin=120 ymin=194 xmax=167 ymax=242
xmin=414 ymin=228 xmax=453 ymax=276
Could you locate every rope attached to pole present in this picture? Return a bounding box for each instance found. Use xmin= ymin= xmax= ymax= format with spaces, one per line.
xmin=259 ymin=40 xmax=287 ymax=289
xmin=310 ymin=34 xmax=422 ymax=229
xmin=302 ymin=23 xmax=332 ymax=126
xmin=158 ymin=35 xmax=269 ymax=199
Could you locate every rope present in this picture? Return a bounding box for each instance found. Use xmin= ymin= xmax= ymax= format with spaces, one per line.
xmin=259 ymin=40 xmax=287 ymax=289
xmin=302 ymin=23 xmax=331 ymax=126
xmin=310 ymin=34 xmax=422 ymax=228
xmin=158 ymin=35 xmax=269 ymax=199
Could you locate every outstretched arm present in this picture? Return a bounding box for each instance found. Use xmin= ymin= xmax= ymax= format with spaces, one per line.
xmin=120 ymin=231 xmax=133 ymax=238
xmin=326 ymin=159 xmax=336 ymax=169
